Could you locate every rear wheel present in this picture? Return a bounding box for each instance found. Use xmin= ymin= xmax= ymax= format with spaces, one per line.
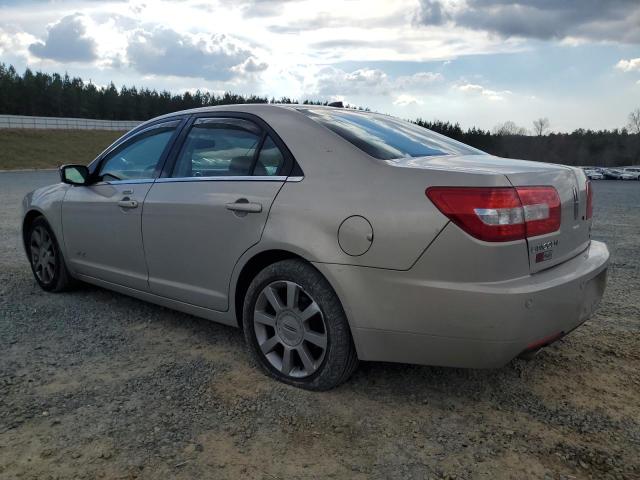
xmin=242 ymin=259 xmax=358 ymax=390
xmin=27 ymin=217 xmax=74 ymax=292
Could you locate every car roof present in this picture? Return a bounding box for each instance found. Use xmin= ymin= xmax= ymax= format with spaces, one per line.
xmin=149 ymin=103 xmax=355 ymax=119
xmin=139 ymin=103 xmax=380 ymax=130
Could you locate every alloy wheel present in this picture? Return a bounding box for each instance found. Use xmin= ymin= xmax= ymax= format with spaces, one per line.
xmin=253 ymin=280 xmax=328 ymax=378
xmin=30 ymin=225 xmax=56 ymax=284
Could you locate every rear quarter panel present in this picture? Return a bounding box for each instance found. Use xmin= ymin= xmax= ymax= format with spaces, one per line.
xmin=257 ymin=107 xmax=520 ymax=270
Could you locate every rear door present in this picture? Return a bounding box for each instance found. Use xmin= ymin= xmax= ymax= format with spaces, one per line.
xmin=506 ymin=166 xmax=591 ymax=273
xmin=62 ymin=120 xmax=181 ymax=290
xmin=142 ymin=115 xmax=290 ymax=311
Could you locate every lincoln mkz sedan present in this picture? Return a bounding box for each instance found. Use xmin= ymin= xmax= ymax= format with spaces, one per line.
xmin=22 ymin=105 xmax=609 ymax=390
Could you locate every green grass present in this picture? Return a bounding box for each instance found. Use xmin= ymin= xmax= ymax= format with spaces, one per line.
xmin=0 ymin=129 xmax=124 ymax=170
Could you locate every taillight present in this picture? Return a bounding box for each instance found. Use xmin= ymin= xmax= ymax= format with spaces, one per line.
xmin=426 ymin=186 xmax=561 ymax=242
xmin=515 ymin=187 xmax=561 ymax=237
xmin=585 ymin=181 xmax=593 ymax=219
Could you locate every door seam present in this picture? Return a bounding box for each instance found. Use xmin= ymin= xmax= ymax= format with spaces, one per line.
xmin=139 ymin=181 xmax=157 ymax=289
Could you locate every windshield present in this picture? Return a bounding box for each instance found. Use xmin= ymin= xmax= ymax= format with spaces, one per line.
xmin=299 ymin=108 xmax=483 ymax=160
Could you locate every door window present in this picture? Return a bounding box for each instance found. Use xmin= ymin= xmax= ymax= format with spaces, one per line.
xmin=172 ymin=118 xmax=263 ymax=178
xmin=99 ymin=123 xmax=178 ymax=181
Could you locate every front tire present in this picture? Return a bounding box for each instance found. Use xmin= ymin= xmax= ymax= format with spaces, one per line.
xmin=242 ymin=259 xmax=358 ymax=390
xmin=27 ymin=217 xmax=74 ymax=292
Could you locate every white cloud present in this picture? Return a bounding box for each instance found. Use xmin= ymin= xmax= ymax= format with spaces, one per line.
xmin=0 ymin=0 xmax=528 ymax=81
xmin=307 ymin=67 xmax=443 ymax=100
xmin=126 ymin=28 xmax=265 ymax=81
xmin=615 ymin=58 xmax=640 ymax=73
xmin=311 ymin=67 xmax=391 ymax=97
xmin=231 ymin=56 xmax=269 ymax=76
xmin=0 ymin=26 xmax=36 ymax=58
xmin=393 ymin=94 xmax=423 ymax=106
xmin=455 ymin=82 xmax=512 ymax=101
xmin=29 ymin=14 xmax=98 ymax=62
xmin=397 ymin=71 xmax=443 ymax=89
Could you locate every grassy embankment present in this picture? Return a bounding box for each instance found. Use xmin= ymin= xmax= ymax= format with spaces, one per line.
xmin=0 ymin=129 xmax=123 ymax=170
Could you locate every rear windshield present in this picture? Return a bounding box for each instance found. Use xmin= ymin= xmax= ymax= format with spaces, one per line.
xmin=299 ymin=108 xmax=483 ymax=160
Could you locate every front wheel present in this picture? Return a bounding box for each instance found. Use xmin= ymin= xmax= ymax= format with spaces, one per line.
xmin=242 ymin=259 xmax=358 ymax=390
xmin=27 ymin=217 xmax=74 ymax=292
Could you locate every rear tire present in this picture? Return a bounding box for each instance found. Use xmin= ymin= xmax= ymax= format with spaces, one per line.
xmin=242 ymin=259 xmax=358 ymax=390
xmin=27 ymin=217 xmax=74 ymax=292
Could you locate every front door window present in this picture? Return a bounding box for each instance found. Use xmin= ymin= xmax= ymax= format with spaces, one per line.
xmin=99 ymin=122 xmax=178 ymax=181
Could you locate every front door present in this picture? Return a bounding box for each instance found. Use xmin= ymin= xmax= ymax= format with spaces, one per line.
xmin=61 ymin=121 xmax=180 ymax=290
xmin=142 ymin=117 xmax=288 ymax=310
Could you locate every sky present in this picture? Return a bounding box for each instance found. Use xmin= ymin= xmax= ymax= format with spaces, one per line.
xmin=0 ymin=0 xmax=639 ymax=132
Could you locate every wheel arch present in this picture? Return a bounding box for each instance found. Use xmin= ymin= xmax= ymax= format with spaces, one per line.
xmin=233 ymin=249 xmax=308 ymax=328
xmin=232 ymin=247 xmax=357 ymax=332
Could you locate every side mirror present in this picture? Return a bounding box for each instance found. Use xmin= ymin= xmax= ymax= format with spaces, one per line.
xmin=60 ymin=164 xmax=90 ymax=185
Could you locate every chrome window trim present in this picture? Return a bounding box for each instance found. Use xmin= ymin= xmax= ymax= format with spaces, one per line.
xmin=93 ymin=179 xmax=155 ymax=186
xmin=91 ymin=175 xmax=305 ymax=185
xmin=155 ymin=175 xmax=289 ymax=183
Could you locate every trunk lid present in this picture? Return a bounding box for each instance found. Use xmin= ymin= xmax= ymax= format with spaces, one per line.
xmin=506 ymin=165 xmax=591 ymax=273
xmin=388 ymin=154 xmax=592 ymax=273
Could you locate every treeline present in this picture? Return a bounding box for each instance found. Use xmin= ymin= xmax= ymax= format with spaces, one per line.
xmin=1 ymin=64 xmax=638 ymax=167
xmin=0 ymin=64 xmax=327 ymax=120
xmin=415 ymin=120 xmax=639 ymax=167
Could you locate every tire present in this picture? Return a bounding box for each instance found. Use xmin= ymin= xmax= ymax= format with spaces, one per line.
xmin=27 ymin=216 xmax=75 ymax=292
xmin=242 ymin=259 xmax=358 ymax=390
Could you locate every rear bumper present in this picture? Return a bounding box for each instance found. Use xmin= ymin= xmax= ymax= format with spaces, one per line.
xmin=314 ymin=240 xmax=609 ymax=368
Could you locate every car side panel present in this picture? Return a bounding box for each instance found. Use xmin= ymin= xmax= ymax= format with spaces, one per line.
xmin=61 ymin=182 xmax=153 ymax=291
xmin=142 ymin=179 xmax=285 ymax=311
xmin=262 ymin=165 xmax=516 ymax=270
xmin=253 ymin=107 xmax=521 ymax=271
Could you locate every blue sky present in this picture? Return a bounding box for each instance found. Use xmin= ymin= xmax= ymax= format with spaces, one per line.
xmin=0 ymin=0 xmax=639 ymax=132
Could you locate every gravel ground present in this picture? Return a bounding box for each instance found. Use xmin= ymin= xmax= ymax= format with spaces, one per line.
xmin=1 ymin=172 xmax=639 ymax=480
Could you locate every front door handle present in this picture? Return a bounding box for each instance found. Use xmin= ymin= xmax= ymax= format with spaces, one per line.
xmin=118 ymin=197 xmax=138 ymax=209
xmin=225 ymin=200 xmax=262 ymax=213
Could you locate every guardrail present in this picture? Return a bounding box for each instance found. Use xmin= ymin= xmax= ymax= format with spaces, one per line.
xmin=0 ymin=114 xmax=142 ymax=131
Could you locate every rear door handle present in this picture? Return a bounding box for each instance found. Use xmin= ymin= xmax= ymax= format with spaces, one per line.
xmin=118 ymin=198 xmax=138 ymax=209
xmin=225 ymin=200 xmax=262 ymax=213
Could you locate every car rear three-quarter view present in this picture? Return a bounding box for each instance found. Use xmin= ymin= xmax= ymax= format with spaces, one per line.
xmin=21 ymin=104 xmax=609 ymax=390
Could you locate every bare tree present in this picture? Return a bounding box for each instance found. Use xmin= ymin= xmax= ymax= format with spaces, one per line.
xmin=628 ymin=108 xmax=640 ymax=134
xmin=533 ymin=117 xmax=550 ymax=136
xmin=492 ymin=120 xmax=528 ymax=136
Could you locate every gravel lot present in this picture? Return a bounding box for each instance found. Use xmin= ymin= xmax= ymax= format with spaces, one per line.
xmin=1 ymin=171 xmax=638 ymax=480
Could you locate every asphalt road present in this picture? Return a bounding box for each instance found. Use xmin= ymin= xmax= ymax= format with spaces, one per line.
xmin=1 ymin=171 xmax=639 ymax=480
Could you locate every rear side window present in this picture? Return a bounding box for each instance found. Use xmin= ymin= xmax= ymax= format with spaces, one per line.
xmin=172 ymin=118 xmax=262 ymax=178
xmin=255 ymin=136 xmax=285 ymax=176
xmin=300 ymin=109 xmax=482 ymax=160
